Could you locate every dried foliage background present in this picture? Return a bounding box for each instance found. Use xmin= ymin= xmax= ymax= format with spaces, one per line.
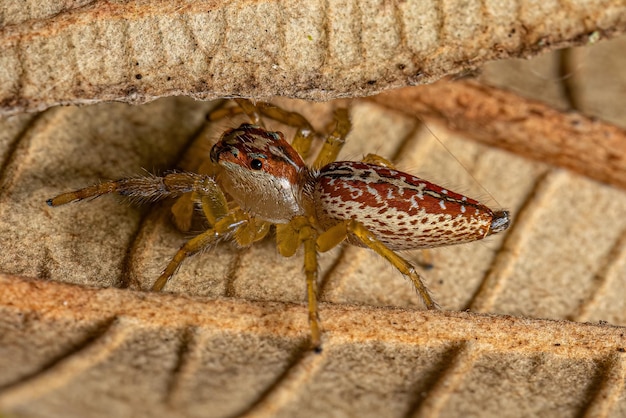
xmin=1 ymin=1 xmax=626 ymax=418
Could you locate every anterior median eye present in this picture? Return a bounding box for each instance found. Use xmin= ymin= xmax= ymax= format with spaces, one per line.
xmin=250 ymin=159 xmax=263 ymax=170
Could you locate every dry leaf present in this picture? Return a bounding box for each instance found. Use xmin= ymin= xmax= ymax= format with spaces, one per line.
xmin=1 ymin=0 xmax=625 ymax=114
xmin=1 ymin=2 xmax=626 ymax=418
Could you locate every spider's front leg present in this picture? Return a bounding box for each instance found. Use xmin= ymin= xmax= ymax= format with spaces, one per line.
xmin=47 ymin=171 xmax=232 ymax=234
xmin=47 ymin=172 xmax=268 ymax=291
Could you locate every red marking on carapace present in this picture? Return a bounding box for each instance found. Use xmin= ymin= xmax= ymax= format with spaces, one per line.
xmin=211 ymin=124 xmax=306 ymax=185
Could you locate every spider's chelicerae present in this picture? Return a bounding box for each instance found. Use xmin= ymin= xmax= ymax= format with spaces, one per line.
xmin=48 ymin=99 xmax=510 ymax=351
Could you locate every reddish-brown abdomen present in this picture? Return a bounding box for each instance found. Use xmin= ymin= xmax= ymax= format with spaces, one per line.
xmin=314 ymin=161 xmax=501 ymax=250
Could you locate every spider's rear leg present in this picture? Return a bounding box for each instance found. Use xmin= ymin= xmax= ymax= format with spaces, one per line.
xmin=317 ymin=220 xmax=438 ymax=310
xmin=348 ymin=220 xmax=438 ymax=309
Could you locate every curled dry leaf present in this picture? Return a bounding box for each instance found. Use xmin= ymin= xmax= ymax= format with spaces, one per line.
xmin=1 ymin=0 xmax=625 ymax=114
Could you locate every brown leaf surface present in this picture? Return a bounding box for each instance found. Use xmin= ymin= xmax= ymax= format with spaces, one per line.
xmin=1 ymin=0 xmax=626 ymax=114
xmin=1 ymin=7 xmax=626 ymax=418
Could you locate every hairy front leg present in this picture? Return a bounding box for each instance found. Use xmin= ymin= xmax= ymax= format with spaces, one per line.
xmin=47 ymin=172 xmax=222 ymax=207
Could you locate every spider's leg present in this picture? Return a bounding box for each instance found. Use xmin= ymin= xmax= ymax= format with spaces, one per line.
xmin=152 ymin=208 xmax=257 ymax=291
xmin=47 ymin=171 xmax=242 ymax=291
xmin=301 ymin=221 xmax=323 ymax=352
xmin=251 ymin=102 xmax=318 ymax=160
xmin=206 ymin=105 xmax=245 ymax=122
xmin=347 ymin=220 xmax=438 ymax=310
xmin=206 ymin=99 xmax=266 ymax=128
xmin=170 ymin=158 xmax=221 ymax=231
xmin=170 ymin=193 xmax=196 ymax=232
xmin=276 ymin=217 xmax=323 ymax=351
xmin=151 ymin=226 xmax=222 ymax=291
xmin=316 ymin=222 xmax=349 ymax=253
xmin=47 ymin=170 xmax=241 ymax=239
xmin=361 ymin=153 xmax=396 ymax=168
xmin=313 ymin=108 xmax=351 ymax=169
xmin=233 ymin=98 xmax=264 ymax=126
xmin=206 ymin=99 xmax=265 ymax=126
xmin=47 ymin=172 xmax=222 ymax=207
xmin=233 ymin=216 xmax=271 ymax=247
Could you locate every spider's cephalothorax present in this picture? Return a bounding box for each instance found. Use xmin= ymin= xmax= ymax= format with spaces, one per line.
xmin=47 ymin=100 xmax=510 ymax=351
xmin=209 ymin=123 xmax=313 ymax=224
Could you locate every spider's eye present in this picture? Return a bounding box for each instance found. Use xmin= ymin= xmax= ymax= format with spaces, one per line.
xmin=250 ymin=159 xmax=263 ymax=170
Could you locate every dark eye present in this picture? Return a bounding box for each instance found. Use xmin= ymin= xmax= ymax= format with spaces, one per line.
xmin=250 ymin=159 xmax=263 ymax=170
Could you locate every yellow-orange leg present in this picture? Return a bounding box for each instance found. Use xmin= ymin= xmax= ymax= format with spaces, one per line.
xmin=316 ymin=219 xmax=438 ymax=310
xmin=47 ymin=171 xmax=268 ymax=292
xmin=152 ymin=227 xmax=221 ymax=291
xmin=233 ymin=98 xmax=264 ymax=126
xmin=48 ymin=172 xmax=230 ymax=235
xmin=206 ymin=99 xmax=264 ymax=127
xmin=170 ymin=157 xmax=221 ymax=232
xmin=277 ymin=217 xmax=323 ymax=351
xmin=152 ymin=209 xmax=265 ymax=291
xmin=313 ymin=109 xmax=351 ymax=169
xmin=47 ymin=172 xmax=223 ymax=207
xmin=301 ymin=223 xmax=322 ymax=352
xmin=361 ymin=153 xmax=396 ymax=168
xmin=348 ymin=221 xmax=437 ymax=310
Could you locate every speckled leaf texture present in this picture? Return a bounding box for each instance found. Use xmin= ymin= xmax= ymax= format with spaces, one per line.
xmin=1 ymin=1 xmax=626 ymax=418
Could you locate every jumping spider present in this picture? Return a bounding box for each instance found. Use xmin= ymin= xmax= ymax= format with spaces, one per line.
xmin=47 ymin=99 xmax=510 ymax=351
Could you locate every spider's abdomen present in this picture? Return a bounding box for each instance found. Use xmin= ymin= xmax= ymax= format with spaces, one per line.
xmin=314 ymin=161 xmax=508 ymax=250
